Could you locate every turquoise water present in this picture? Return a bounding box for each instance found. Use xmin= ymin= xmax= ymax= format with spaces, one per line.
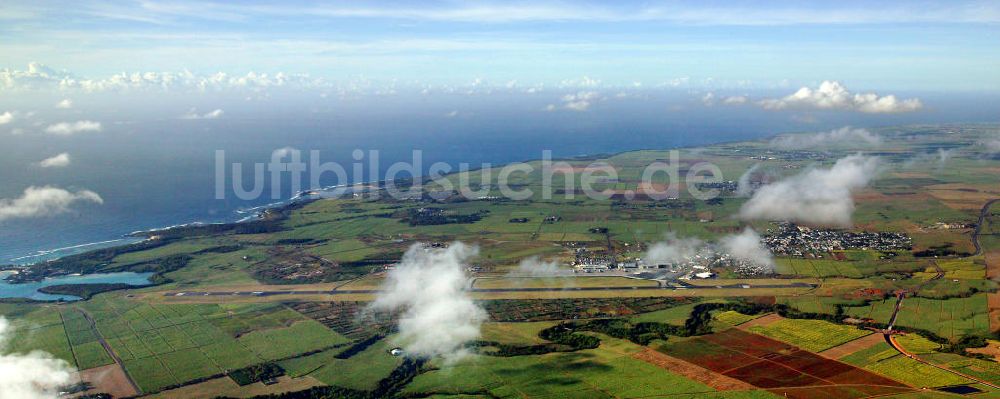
xmin=0 ymin=271 xmax=154 ymax=301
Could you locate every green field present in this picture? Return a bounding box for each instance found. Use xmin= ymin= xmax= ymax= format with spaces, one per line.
xmin=3 ymin=124 xmax=1000 ymax=397
xmin=404 ymin=334 xmax=777 ymax=398
xmin=279 ymin=338 xmax=402 ymax=390
xmin=840 ymin=342 xmax=972 ymax=387
xmin=73 ymin=297 xmax=349 ymax=393
xmin=844 ymin=294 xmax=990 ymax=339
xmin=713 ymin=311 xmax=759 ymax=326
xmin=747 ymin=318 xmax=871 ymax=352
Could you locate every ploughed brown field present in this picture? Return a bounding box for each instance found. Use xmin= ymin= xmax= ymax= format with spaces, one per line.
xmin=663 ymin=328 xmax=911 ymax=399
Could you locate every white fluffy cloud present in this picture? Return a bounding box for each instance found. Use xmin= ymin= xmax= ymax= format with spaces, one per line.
xmin=55 ymin=99 xmax=73 ymax=109
xmin=0 ymin=316 xmax=76 ymax=399
xmin=722 ymin=95 xmax=748 ymax=105
xmin=181 ymin=108 xmax=225 ymax=119
xmin=0 ymin=186 xmax=104 ymax=222
xmin=0 ymin=111 xmax=12 ymax=125
xmin=644 ymin=234 xmax=704 ymax=265
xmin=718 ymin=228 xmax=775 ymax=270
xmin=44 ymin=120 xmax=101 ymax=135
xmin=1 ymin=62 xmax=326 ymax=93
xmin=759 ymin=81 xmax=922 ymax=113
xmin=642 ymin=229 xmax=774 ymax=271
xmin=701 ymin=92 xmax=715 ymax=106
xmin=739 ymin=154 xmax=879 ymax=227
xmin=370 ymin=242 xmax=486 ymax=361
xmin=37 ymin=153 xmax=71 ymax=168
xmin=702 ymin=92 xmax=747 ymax=106
xmin=510 ymin=256 xmax=571 ymax=277
xmin=736 ymin=163 xmax=762 ymax=197
xmin=547 ymin=91 xmax=601 ymax=111
xmin=771 ymin=127 xmax=882 ymax=150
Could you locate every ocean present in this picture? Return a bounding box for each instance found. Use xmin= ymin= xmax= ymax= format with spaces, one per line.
xmin=1 ymin=91 xmax=996 ymax=264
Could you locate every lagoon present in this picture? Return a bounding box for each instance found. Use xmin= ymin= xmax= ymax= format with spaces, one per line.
xmin=0 ymin=271 xmax=154 ymax=301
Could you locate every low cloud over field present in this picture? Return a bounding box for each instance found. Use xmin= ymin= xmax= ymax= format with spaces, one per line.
xmin=643 ymin=229 xmax=775 ymax=271
xmin=983 ymin=136 xmax=1000 ymax=153
xmin=736 ymin=164 xmax=762 ymax=197
xmin=759 ymin=81 xmax=922 ymax=114
xmin=644 ymin=233 xmax=704 ymax=265
xmin=510 ymin=256 xmax=571 ymax=277
xmin=771 ymin=127 xmax=882 ymax=150
xmin=0 ymin=186 xmax=103 ymax=222
xmin=370 ymin=242 xmax=486 ymax=361
xmin=719 ymin=228 xmax=775 ymax=270
xmin=739 ymin=154 xmax=879 ymax=227
xmin=0 ymin=316 xmax=75 ymax=399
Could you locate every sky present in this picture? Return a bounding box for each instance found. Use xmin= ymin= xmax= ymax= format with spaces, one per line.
xmin=2 ymin=0 xmax=999 ymax=92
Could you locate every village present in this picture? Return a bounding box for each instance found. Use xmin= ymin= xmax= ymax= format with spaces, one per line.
xmin=762 ymin=222 xmax=912 ymax=257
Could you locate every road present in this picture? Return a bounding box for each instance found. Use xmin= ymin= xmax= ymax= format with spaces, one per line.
xmin=165 ymin=282 xmax=816 ymax=298
xmin=878 ymin=216 xmax=998 ymax=389
xmin=885 ymin=333 xmax=1000 ymax=390
xmin=973 ymin=198 xmax=1000 ymax=256
xmin=77 ymin=307 xmax=143 ymax=395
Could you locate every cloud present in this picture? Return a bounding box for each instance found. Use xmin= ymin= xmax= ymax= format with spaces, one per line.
xmin=180 ymin=108 xmax=224 ymax=119
xmin=55 ymin=99 xmax=73 ymax=109
xmin=0 ymin=316 xmax=76 ymax=399
xmin=270 ymin=146 xmax=299 ymax=160
xmin=982 ymin=136 xmax=1000 ymax=153
xmin=509 ymin=256 xmax=571 ymax=277
xmin=0 ymin=186 xmax=104 ymax=222
xmin=644 ymin=234 xmax=704 ymax=265
xmin=0 ymin=111 xmax=12 ymax=125
xmin=903 ymin=148 xmax=955 ymax=169
xmin=718 ymin=228 xmax=775 ymax=271
xmin=1 ymin=62 xmax=326 ymax=93
xmin=642 ymin=229 xmax=774 ymax=272
xmin=702 ymin=93 xmax=747 ymax=106
xmin=701 ymin=92 xmax=715 ymax=106
xmin=739 ymin=154 xmax=880 ymax=227
xmin=129 ymin=2 xmax=1000 ymax=25
xmin=37 ymin=153 xmax=71 ymax=168
xmin=44 ymin=120 xmax=101 ymax=135
xmin=758 ymin=81 xmax=922 ymax=113
xmin=444 ymin=110 xmax=459 ymax=118
xmin=736 ymin=164 xmax=762 ymax=197
xmin=550 ymin=91 xmax=601 ymax=111
xmin=771 ymin=127 xmax=882 ymax=150
xmin=369 ymin=242 xmax=486 ymax=361
xmin=722 ymin=95 xmax=748 ymax=105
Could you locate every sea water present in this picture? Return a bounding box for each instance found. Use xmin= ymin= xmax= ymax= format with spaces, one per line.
xmin=0 ymin=270 xmax=154 ymax=301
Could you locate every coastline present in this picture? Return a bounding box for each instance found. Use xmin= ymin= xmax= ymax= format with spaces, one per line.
xmin=6 ymin=122 xmax=984 ymax=269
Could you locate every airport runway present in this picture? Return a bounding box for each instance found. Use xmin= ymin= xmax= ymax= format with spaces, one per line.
xmin=164 ymin=282 xmax=816 ymax=298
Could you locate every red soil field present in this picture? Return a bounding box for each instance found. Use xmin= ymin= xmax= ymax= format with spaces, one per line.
xmin=663 ymin=328 xmax=908 ymax=394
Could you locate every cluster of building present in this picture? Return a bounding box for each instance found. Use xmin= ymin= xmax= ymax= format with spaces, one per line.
xmin=693 ymin=180 xmax=766 ymax=196
xmin=762 ymin=222 xmax=911 ymax=257
xmin=572 ymin=249 xmax=616 ymax=273
xmin=571 ymin=246 xmax=769 ymax=279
